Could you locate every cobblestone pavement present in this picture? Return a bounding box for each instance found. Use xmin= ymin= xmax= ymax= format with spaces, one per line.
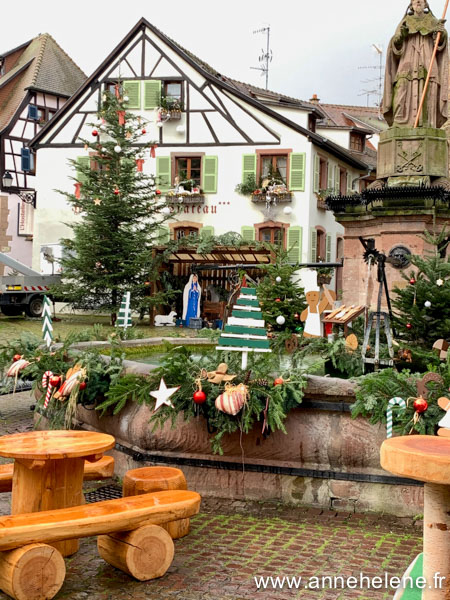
xmin=0 ymin=392 xmax=423 ymax=599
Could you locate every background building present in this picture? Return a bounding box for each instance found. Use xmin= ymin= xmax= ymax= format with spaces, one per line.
xmin=0 ymin=34 xmax=86 ymax=273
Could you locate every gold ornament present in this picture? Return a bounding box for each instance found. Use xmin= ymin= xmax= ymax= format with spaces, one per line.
xmin=94 ymin=198 xmax=102 ymax=205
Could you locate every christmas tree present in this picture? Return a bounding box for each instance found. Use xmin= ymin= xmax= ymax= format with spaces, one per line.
xmin=392 ymin=228 xmax=450 ymax=343
xmin=257 ymin=248 xmax=306 ymax=332
xmin=217 ymin=284 xmax=271 ymax=369
xmin=57 ymin=87 xmax=171 ymax=324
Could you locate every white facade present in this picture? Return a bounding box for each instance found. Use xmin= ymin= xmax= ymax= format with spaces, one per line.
xmin=31 ymin=19 xmax=368 ymax=276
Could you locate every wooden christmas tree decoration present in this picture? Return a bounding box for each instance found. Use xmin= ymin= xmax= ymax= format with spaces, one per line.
xmin=41 ymin=296 xmax=53 ymax=349
xmin=216 ymin=285 xmax=271 ymax=369
xmin=117 ymin=291 xmax=132 ymax=334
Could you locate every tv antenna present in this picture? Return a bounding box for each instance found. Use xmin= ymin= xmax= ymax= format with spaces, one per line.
xmin=358 ymin=44 xmax=384 ymax=114
xmin=251 ymin=25 xmax=272 ymax=90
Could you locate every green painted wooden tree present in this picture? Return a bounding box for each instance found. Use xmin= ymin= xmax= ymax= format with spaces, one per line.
xmin=217 ymin=285 xmax=271 ymax=369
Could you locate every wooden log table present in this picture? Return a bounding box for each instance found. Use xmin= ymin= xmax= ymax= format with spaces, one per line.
xmin=0 ymin=430 xmax=115 ymax=557
xmin=380 ymin=436 xmax=450 ymax=599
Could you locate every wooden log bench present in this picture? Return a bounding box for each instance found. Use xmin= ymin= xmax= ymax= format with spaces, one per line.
xmin=123 ymin=466 xmax=190 ymax=539
xmin=0 ymin=455 xmax=115 ymax=493
xmin=0 ymin=489 xmax=200 ymax=600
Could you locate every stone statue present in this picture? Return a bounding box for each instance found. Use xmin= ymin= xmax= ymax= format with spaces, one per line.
xmin=382 ymin=0 xmax=448 ymax=128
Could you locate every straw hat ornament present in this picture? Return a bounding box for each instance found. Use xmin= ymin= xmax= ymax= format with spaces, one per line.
xmin=204 ymin=363 xmax=236 ymax=384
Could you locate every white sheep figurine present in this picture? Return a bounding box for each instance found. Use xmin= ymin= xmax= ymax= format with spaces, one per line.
xmin=154 ymin=311 xmax=177 ymax=327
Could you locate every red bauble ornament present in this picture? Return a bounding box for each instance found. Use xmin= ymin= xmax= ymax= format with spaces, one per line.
xmin=155 ymin=189 xmax=161 ymax=195
xmin=409 ymin=278 xmax=416 ymax=285
xmin=193 ymin=390 xmax=207 ymax=405
xmin=49 ymin=375 xmax=61 ymax=388
xmin=141 ymin=128 xmax=147 ymax=134
xmin=413 ymin=397 xmax=428 ymax=414
xmin=294 ymin=313 xmax=300 ymax=320
xmin=113 ymin=188 xmax=120 ymax=195
xmin=79 ymin=381 xmax=87 ymax=390
xmin=273 ymin=377 xmax=284 ymax=386
xmin=406 ymin=323 xmax=412 ymax=329
xmin=275 ymin=298 xmax=281 ymax=302
xmin=13 ymin=354 xmax=21 ymax=362
xmin=92 ymin=129 xmax=98 ymax=137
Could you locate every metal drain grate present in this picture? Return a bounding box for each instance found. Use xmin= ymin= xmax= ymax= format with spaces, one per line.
xmin=84 ymin=485 xmax=122 ymax=503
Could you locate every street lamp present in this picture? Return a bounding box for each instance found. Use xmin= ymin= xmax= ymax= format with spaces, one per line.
xmin=2 ymin=171 xmax=13 ymax=188
xmin=1 ymin=171 xmax=36 ymax=205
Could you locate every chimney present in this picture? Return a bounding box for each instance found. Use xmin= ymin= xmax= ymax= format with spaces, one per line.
xmin=309 ymin=93 xmax=320 ymax=104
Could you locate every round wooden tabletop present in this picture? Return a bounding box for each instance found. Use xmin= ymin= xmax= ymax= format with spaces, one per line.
xmin=381 ymin=435 xmax=450 ymax=484
xmin=0 ymin=430 xmax=115 ymax=460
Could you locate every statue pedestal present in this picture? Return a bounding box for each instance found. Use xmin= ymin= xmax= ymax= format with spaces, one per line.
xmin=377 ymin=127 xmax=448 ymax=182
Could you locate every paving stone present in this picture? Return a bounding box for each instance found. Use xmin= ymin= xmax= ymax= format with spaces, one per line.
xmin=0 ymin=391 xmax=423 ymax=599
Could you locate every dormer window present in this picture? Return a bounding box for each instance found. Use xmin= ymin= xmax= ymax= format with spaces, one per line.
xmin=350 ymin=132 xmax=365 ymax=152
xmin=308 ymin=114 xmax=317 ymax=133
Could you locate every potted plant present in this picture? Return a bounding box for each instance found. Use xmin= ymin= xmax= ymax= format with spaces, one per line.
xmin=316 ymin=257 xmax=334 ymax=285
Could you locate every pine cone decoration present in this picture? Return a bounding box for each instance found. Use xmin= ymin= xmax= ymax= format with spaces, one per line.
xmin=252 ymin=378 xmax=269 ymax=388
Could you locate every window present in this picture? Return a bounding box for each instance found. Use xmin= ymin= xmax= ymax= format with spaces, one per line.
xmin=259 ymin=227 xmax=284 ymax=247
xmin=350 ymin=132 xmax=365 ymax=152
xmin=308 ymin=114 xmax=316 ymax=133
xmin=175 ymin=157 xmax=201 ymax=188
xmin=164 ymin=81 xmax=182 ymax=102
xmin=36 ymin=107 xmax=56 ymax=125
xmin=260 ymin=154 xmax=287 ymax=184
xmin=316 ymin=228 xmax=326 ymax=261
xmin=174 ymin=226 xmax=199 ymax=240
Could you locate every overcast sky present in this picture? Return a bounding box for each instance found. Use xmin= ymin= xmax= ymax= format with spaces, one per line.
xmin=1 ymin=0 xmax=445 ymax=106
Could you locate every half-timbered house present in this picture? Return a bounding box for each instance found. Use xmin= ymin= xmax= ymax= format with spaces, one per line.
xmin=30 ymin=18 xmax=371 ymax=288
xmin=0 ymin=34 xmax=86 ymax=272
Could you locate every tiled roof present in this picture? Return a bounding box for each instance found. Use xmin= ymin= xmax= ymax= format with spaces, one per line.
xmin=318 ymin=103 xmax=388 ymax=133
xmin=0 ymin=34 xmax=86 ymax=133
xmin=169 ymin=36 xmax=321 ymax=113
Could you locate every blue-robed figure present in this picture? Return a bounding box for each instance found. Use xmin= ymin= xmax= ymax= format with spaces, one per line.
xmin=182 ymin=273 xmax=201 ymax=325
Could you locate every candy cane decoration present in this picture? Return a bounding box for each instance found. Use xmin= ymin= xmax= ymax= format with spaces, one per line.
xmin=42 ymin=371 xmax=54 ymax=409
xmin=386 ymin=397 xmax=406 ymax=438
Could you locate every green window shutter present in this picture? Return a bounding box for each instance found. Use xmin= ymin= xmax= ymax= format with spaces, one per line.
xmin=201 ymin=226 xmax=214 ymax=239
xmin=143 ymin=80 xmax=161 ymax=110
xmin=76 ymin=156 xmax=90 ymax=184
xmin=287 ymin=226 xmax=303 ymax=264
xmin=123 ymin=81 xmax=141 ymax=109
xmin=289 ymin=153 xmax=305 ymax=191
xmin=334 ymin=166 xmax=340 ymax=193
xmin=347 ymin=170 xmax=353 ymax=194
xmin=202 ymin=156 xmax=218 ymax=194
xmin=313 ymin=154 xmax=320 ymax=193
xmin=326 ymin=233 xmax=333 ymax=262
xmin=241 ymin=226 xmax=255 ymax=242
xmin=242 ymin=154 xmax=257 ymax=185
xmin=327 ymin=162 xmax=333 ymax=191
xmin=157 ymin=226 xmax=170 ymax=245
xmin=156 ymin=157 xmax=171 ymax=192
xmin=310 ymin=229 xmax=318 ymax=263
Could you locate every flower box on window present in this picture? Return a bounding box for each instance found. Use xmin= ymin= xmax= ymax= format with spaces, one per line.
xmin=251 ymin=191 xmax=292 ymax=203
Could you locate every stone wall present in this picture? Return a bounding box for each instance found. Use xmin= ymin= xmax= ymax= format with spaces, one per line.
xmin=72 ymin=374 xmax=424 ymax=517
xmin=340 ymin=212 xmax=447 ymax=307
